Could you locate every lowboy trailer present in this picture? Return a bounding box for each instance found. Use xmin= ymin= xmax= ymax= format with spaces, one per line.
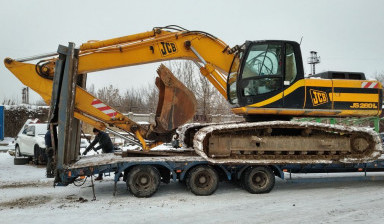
xmin=44 ymin=42 xmax=383 ymax=198
xmin=58 ymin=152 xmax=384 ymax=197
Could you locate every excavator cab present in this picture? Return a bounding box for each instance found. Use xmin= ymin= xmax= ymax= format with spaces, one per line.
xmin=228 ymin=40 xmax=304 ymax=109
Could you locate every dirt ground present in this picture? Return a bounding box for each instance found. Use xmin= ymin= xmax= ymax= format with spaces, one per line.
xmin=1 ymin=152 xmax=384 ymax=224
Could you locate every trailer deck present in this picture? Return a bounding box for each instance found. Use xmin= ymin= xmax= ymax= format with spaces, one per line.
xmin=56 ymin=148 xmax=384 ymax=197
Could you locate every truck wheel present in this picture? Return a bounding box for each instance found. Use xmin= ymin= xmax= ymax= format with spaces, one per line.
xmin=242 ymin=166 xmax=275 ymax=194
xmin=186 ymin=165 xmax=218 ymax=196
xmin=126 ymin=165 xmax=160 ymax=198
xmin=14 ymin=157 xmax=30 ymax=165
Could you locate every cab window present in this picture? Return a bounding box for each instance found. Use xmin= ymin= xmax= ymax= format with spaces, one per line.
xmin=241 ymin=43 xmax=282 ymax=96
xmin=285 ymin=44 xmax=297 ymax=83
xmin=228 ymin=52 xmax=243 ymax=104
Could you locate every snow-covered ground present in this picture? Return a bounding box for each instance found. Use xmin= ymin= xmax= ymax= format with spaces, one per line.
xmin=0 ymin=137 xmax=15 ymax=152
xmin=1 ymin=152 xmax=384 ymax=224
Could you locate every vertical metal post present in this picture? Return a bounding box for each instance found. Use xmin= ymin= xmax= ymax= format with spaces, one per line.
xmin=72 ymin=74 xmax=87 ymax=161
xmin=374 ymin=117 xmax=380 ymax=133
xmin=91 ymin=175 xmax=97 ymax=201
xmin=60 ymin=42 xmax=78 ymax=167
xmin=49 ymin=42 xmax=80 ymax=172
xmin=0 ymin=106 xmax=4 ymax=141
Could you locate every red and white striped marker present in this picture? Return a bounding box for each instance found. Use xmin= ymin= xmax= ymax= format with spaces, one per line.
xmin=361 ymin=81 xmax=378 ymax=89
xmin=91 ymin=99 xmax=117 ymax=118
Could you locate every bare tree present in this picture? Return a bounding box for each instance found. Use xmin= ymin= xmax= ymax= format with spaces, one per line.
xmin=89 ymin=61 xmax=235 ymax=123
xmin=97 ymin=85 xmax=122 ymax=110
xmin=167 ymin=60 xmax=234 ymax=120
xmin=2 ymin=97 xmax=18 ymax=105
xmin=143 ymin=84 xmax=159 ymax=114
xmin=167 ymin=60 xmax=199 ymax=93
xmin=35 ymin=99 xmax=47 ymax=106
xmin=87 ymin=83 xmax=96 ymax=95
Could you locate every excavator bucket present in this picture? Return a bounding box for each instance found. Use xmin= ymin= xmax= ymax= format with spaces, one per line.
xmin=154 ymin=64 xmax=197 ymax=133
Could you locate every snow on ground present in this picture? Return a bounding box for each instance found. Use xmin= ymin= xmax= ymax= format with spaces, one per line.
xmin=1 ymin=152 xmax=384 ymax=224
xmin=0 ymin=137 xmax=15 ymax=152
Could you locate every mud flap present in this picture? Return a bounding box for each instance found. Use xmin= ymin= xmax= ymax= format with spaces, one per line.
xmin=154 ymin=64 xmax=197 ymax=133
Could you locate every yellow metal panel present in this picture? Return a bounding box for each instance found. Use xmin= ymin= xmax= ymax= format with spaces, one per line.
xmin=332 ymin=79 xmax=364 ymax=88
xmin=337 ymin=110 xmax=380 ymax=116
xmin=80 ymin=30 xmax=160 ymax=51
xmin=232 ymin=106 xmax=381 ymax=117
xmin=76 ymin=31 xmax=233 ymax=98
xmin=305 ymin=110 xmax=339 ymax=116
xmin=329 ymin=93 xmax=379 ymax=102
xmin=77 ymin=32 xmax=233 ymax=75
xmin=305 ymin=79 xmax=333 ymax=87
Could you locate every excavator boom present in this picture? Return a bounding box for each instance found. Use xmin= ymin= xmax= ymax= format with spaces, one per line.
xmin=4 ymin=26 xmax=232 ymax=149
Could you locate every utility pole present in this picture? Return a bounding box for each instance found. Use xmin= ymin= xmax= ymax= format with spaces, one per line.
xmin=0 ymin=105 xmax=4 ymax=141
xmin=307 ymin=51 xmax=320 ymax=75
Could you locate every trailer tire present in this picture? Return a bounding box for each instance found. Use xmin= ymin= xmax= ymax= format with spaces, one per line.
xmin=14 ymin=157 xmax=30 ymax=165
xmin=126 ymin=165 xmax=160 ymax=198
xmin=242 ymin=166 xmax=275 ymax=194
xmin=186 ymin=165 xmax=218 ymax=196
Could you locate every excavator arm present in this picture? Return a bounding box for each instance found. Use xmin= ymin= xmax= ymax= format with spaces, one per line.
xmin=4 ymin=26 xmax=236 ymax=150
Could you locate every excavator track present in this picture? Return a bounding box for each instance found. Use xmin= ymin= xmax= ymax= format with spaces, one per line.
xmin=188 ymin=121 xmax=382 ymax=164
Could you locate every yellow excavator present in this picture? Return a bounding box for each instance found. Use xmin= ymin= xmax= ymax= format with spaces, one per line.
xmin=4 ymin=25 xmax=383 ymax=164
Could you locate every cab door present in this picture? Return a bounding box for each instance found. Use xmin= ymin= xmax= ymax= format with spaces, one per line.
xmin=282 ymin=42 xmax=305 ymax=108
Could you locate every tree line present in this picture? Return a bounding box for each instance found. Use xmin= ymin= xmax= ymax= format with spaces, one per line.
xmin=88 ymin=61 xmax=233 ymax=121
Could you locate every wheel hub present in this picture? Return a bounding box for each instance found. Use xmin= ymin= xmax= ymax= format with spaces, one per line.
xmin=140 ymin=177 xmax=149 ymax=185
xmin=195 ymin=173 xmax=210 ymax=188
xmin=135 ymin=173 xmax=151 ymax=188
xmin=252 ymin=172 xmax=267 ymax=187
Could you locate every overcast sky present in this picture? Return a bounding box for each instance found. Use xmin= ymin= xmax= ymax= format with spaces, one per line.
xmin=1 ymin=0 xmax=384 ymax=104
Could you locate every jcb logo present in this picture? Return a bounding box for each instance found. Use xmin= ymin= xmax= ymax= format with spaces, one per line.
xmin=310 ymin=89 xmax=328 ymax=106
xmin=159 ymin=42 xmax=177 ymax=56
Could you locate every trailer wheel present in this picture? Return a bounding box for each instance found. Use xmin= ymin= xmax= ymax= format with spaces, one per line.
xmin=186 ymin=165 xmax=218 ymax=196
xmin=126 ymin=165 xmax=160 ymax=198
xmin=242 ymin=166 xmax=275 ymax=194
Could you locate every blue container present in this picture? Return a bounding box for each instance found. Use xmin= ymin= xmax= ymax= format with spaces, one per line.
xmin=0 ymin=106 xmax=4 ymax=141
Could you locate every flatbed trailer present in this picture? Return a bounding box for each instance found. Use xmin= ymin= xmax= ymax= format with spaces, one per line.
xmin=58 ymin=151 xmax=384 ymax=197
xmin=60 ymin=152 xmax=280 ymax=197
xmin=46 ymin=42 xmax=384 ymax=198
